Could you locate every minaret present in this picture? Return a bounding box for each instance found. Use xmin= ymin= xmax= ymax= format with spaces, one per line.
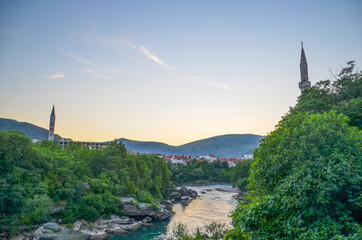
xmin=48 ymin=105 xmax=56 ymax=141
xmin=299 ymin=42 xmax=311 ymax=92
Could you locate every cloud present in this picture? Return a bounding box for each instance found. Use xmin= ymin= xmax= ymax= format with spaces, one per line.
xmin=139 ymin=46 xmax=172 ymax=69
xmin=57 ymin=50 xmax=100 ymax=69
xmin=185 ymin=74 xmax=232 ymax=91
xmin=58 ymin=50 xmax=119 ymax=80
xmin=210 ymin=82 xmax=232 ymax=91
xmin=0 ymin=28 xmax=27 ymax=43
xmin=48 ymin=72 xmax=65 ymax=79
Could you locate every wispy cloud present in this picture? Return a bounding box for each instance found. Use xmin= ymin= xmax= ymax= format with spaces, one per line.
xmin=48 ymin=72 xmax=65 ymax=79
xmin=57 ymin=50 xmax=100 ymax=69
xmin=58 ymin=50 xmax=121 ymax=80
xmin=116 ymin=38 xmax=172 ymax=69
xmin=139 ymin=46 xmax=172 ymax=69
xmin=0 ymin=28 xmax=27 ymax=43
xmin=210 ymin=82 xmax=232 ymax=91
xmin=185 ymin=74 xmax=232 ymax=91
xmin=98 ymin=37 xmax=230 ymax=90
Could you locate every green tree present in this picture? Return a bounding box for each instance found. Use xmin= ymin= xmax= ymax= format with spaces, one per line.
xmin=225 ymin=112 xmax=361 ymax=239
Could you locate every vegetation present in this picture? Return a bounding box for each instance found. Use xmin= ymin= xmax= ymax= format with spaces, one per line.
xmin=168 ymin=221 xmax=231 ymax=240
xmin=229 ymin=159 xmax=252 ymax=191
xmin=0 ymin=133 xmax=171 ymax=237
xmin=168 ymin=160 xmax=231 ymax=185
xmin=225 ymin=62 xmax=362 ymax=239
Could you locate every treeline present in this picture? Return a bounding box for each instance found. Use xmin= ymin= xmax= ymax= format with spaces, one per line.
xmin=168 ymin=160 xmax=231 ymax=185
xmin=0 ymin=134 xmax=171 ymax=237
xmin=226 ymin=61 xmax=361 ymax=239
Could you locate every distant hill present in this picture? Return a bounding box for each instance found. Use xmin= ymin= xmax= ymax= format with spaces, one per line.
xmin=0 ymin=118 xmax=61 ymax=141
xmin=0 ymin=118 xmax=264 ymax=158
xmin=118 ymin=134 xmax=264 ymax=158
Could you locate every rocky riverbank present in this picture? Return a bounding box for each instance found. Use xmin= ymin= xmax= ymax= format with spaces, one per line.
xmin=11 ymin=186 xmax=198 ymax=240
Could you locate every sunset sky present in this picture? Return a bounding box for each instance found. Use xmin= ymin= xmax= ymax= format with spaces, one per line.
xmin=1 ymin=1 xmax=361 ymax=145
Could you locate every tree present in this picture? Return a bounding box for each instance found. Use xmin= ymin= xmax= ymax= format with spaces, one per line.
xmin=225 ymin=112 xmax=361 ymax=239
xmin=291 ymin=61 xmax=361 ymax=129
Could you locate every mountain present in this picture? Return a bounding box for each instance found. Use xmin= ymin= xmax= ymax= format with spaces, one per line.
xmin=118 ymin=134 xmax=264 ymax=158
xmin=0 ymin=118 xmax=61 ymax=141
xmin=0 ymin=118 xmax=264 ymax=158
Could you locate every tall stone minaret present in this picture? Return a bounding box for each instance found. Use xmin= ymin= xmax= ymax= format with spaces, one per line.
xmin=48 ymin=105 xmax=56 ymax=141
xmin=299 ymin=42 xmax=311 ymax=92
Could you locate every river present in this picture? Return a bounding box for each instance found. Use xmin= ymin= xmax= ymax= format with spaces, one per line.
xmin=110 ymin=184 xmax=239 ymax=240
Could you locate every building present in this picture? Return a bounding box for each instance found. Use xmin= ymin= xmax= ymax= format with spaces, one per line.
xmin=299 ymin=42 xmax=311 ymax=92
xmin=48 ymin=105 xmax=56 ymax=141
xmin=58 ymin=138 xmax=72 ymax=149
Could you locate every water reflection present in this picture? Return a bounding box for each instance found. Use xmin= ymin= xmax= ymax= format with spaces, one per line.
xmin=111 ymin=184 xmax=238 ymax=240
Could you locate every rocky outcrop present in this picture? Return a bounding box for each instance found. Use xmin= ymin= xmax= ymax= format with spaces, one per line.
xmin=24 ymin=215 xmax=155 ymax=240
xmin=15 ymin=187 xmax=199 ymax=240
xmin=179 ymin=186 xmax=198 ymax=199
xmin=122 ymin=201 xmax=172 ymax=220
xmin=30 ymin=222 xmax=88 ymax=240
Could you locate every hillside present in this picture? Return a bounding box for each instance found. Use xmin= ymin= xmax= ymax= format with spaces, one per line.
xmin=119 ymin=134 xmax=264 ymax=158
xmin=0 ymin=118 xmax=62 ymax=141
xmin=0 ymin=118 xmax=264 ymax=157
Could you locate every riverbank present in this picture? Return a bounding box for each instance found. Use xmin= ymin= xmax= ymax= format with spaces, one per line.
xmin=10 ymin=186 xmax=198 ymax=240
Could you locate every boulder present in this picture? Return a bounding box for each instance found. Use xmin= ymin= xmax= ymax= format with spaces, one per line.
xmin=179 ymin=186 xmax=189 ymax=196
xmin=32 ymin=222 xmax=89 ymax=240
xmin=81 ymin=229 xmax=108 ymax=240
xmin=112 ymin=216 xmax=135 ymax=224
xmin=189 ymin=189 xmax=198 ymax=198
xmin=142 ymin=217 xmax=152 ymax=223
xmin=121 ymin=221 xmax=143 ymax=232
xmin=122 ymin=202 xmax=172 ymax=220
xmin=181 ymin=196 xmax=189 ymax=201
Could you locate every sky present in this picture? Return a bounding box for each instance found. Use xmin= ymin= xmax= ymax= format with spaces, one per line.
xmin=0 ymin=0 xmax=361 ymax=145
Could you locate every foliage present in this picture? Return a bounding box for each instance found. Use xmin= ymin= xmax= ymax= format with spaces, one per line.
xmin=168 ymin=160 xmax=231 ymax=185
xmin=291 ymin=60 xmax=361 ymax=129
xmin=229 ymin=159 xmax=252 ymax=191
xmin=226 ymin=112 xmax=361 ymax=239
xmin=168 ymin=221 xmax=231 ymax=240
xmin=0 ymin=133 xmax=171 ymax=237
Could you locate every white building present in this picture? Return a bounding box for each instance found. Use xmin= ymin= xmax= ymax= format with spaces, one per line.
xmin=244 ymin=154 xmax=253 ymax=160
xmin=198 ymin=154 xmax=217 ymax=162
xmin=170 ymin=157 xmax=186 ymax=165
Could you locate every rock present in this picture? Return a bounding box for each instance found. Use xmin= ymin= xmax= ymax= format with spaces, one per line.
xmin=32 ymin=222 xmax=89 ymax=240
xmin=179 ymin=186 xmax=189 ymax=196
xmin=112 ymin=216 xmax=135 ymax=224
xmin=73 ymin=221 xmax=83 ymax=231
xmin=81 ymin=229 xmax=107 ymax=240
xmin=181 ymin=196 xmax=189 ymax=201
xmin=121 ymin=221 xmax=143 ymax=232
xmin=122 ymin=201 xmax=172 ymax=220
xmin=201 ymin=191 xmax=206 ymax=194
xmin=142 ymin=217 xmax=152 ymax=223
xmin=189 ymin=189 xmax=198 ymax=198
xmin=169 ymin=191 xmax=181 ymax=199
xmin=105 ymin=226 xmax=128 ymax=235
xmin=120 ymin=197 xmax=135 ymax=204
xmin=43 ymin=222 xmax=60 ymax=231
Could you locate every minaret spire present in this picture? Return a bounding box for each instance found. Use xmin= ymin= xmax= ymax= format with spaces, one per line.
xmin=48 ymin=104 xmax=56 ymax=141
xmin=299 ymin=42 xmax=311 ymax=92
